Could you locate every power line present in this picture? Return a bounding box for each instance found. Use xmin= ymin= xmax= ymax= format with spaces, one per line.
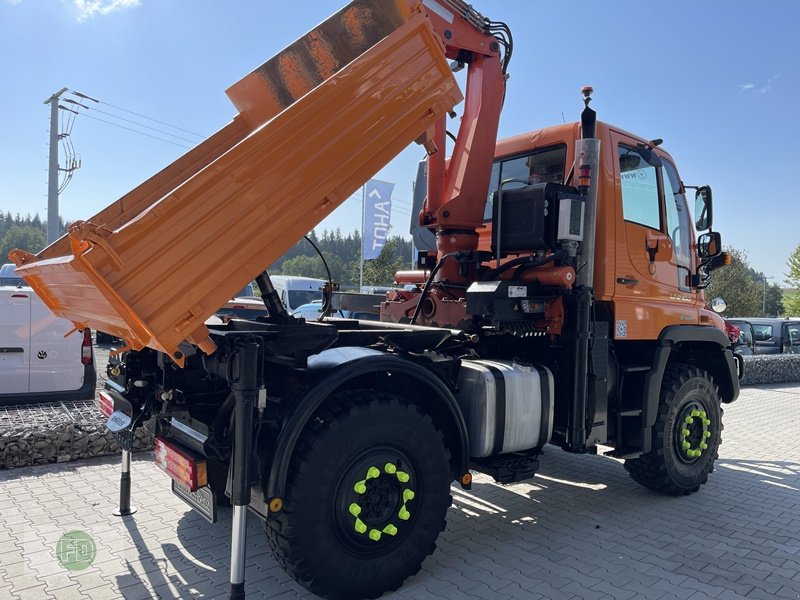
xmin=71 ymin=90 xmax=205 ymax=139
xmin=79 ymin=113 xmax=193 ymax=149
xmin=79 ymin=104 xmax=201 ymax=145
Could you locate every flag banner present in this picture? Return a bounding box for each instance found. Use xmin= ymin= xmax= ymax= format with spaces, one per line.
xmin=363 ymin=179 xmax=394 ymax=260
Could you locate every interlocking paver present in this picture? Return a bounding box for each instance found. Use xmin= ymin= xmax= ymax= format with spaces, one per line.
xmin=2 ymin=382 xmax=800 ymax=599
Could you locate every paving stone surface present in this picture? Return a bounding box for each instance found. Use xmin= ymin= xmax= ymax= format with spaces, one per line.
xmin=0 ymin=382 xmax=798 ymax=599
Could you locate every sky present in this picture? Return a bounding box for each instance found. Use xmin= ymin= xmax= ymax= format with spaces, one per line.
xmin=1 ymin=0 xmax=798 ymax=284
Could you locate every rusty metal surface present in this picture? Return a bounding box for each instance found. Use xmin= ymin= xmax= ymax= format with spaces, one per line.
xmin=227 ymin=0 xmax=410 ymax=128
xmin=13 ymin=4 xmax=461 ymax=365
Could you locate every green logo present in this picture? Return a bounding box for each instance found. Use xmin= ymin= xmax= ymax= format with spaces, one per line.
xmin=56 ymin=530 xmax=96 ymax=571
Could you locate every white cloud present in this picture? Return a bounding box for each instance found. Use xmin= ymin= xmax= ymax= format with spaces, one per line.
xmin=740 ymin=73 xmax=781 ymax=95
xmin=6 ymin=0 xmax=24 ymax=5
xmin=71 ymin=0 xmax=140 ymax=22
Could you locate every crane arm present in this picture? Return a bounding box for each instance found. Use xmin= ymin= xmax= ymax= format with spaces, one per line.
xmin=412 ymin=0 xmax=511 ymax=280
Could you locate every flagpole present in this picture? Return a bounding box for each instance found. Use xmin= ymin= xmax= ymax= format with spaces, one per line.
xmin=360 ymin=183 xmax=365 ymax=291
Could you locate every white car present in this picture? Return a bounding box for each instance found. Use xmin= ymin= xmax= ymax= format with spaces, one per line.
xmin=0 ymin=264 xmax=96 ymax=405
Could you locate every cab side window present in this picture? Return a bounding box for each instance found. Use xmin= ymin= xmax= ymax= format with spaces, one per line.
xmin=619 ymin=145 xmax=660 ymax=230
xmin=662 ymin=160 xmax=692 ymax=290
xmin=485 ymin=145 xmax=567 ymax=220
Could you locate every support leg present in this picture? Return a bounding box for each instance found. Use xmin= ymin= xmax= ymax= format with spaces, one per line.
xmin=229 ymin=340 xmax=258 ymax=600
xmin=113 ymin=449 xmax=137 ymax=516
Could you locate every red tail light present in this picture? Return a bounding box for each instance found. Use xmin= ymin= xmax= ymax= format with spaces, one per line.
xmin=98 ymin=391 xmax=115 ymax=418
xmin=81 ymin=328 xmax=93 ymax=365
xmin=154 ymin=437 xmax=208 ymax=492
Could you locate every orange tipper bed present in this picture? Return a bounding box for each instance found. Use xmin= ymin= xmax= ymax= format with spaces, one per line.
xmin=10 ymin=0 xmax=461 ymax=366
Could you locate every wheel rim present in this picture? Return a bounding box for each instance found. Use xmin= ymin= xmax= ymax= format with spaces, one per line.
xmin=333 ymin=447 xmax=419 ymax=556
xmin=675 ymin=400 xmax=712 ymax=464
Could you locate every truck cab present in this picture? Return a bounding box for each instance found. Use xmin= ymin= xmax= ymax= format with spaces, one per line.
xmin=477 ymin=121 xmax=721 ymax=340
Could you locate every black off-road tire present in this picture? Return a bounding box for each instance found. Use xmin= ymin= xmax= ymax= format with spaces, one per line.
xmin=265 ymin=391 xmax=452 ymax=600
xmin=624 ymin=363 xmax=723 ymax=496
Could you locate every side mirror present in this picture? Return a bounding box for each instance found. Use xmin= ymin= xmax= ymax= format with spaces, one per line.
xmin=710 ymin=297 xmax=727 ymax=313
xmin=694 ymin=186 xmax=713 ymax=230
xmin=697 ymin=231 xmax=721 ymax=259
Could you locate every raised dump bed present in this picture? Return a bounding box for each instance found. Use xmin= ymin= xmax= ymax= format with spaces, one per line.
xmin=11 ymin=0 xmax=461 ymax=365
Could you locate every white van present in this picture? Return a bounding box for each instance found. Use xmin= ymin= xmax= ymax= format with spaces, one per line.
xmin=0 ymin=264 xmax=96 ymax=405
xmin=270 ymin=276 xmax=325 ymax=312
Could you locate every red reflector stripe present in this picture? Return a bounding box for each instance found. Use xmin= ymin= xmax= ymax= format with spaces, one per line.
xmin=98 ymin=391 xmax=114 ymax=418
xmin=153 ymin=437 xmax=207 ymax=492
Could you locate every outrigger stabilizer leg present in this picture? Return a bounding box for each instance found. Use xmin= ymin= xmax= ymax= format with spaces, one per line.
xmin=113 ymin=449 xmax=137 ymax=516
xmin=229 ymin=339 xmax=258 ymax=600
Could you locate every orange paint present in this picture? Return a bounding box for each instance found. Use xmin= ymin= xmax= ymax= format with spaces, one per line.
xmin=12 ymin=5 xmax=461 ymax=366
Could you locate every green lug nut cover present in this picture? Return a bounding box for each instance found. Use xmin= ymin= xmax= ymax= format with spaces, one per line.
xmin=691 ymin=409 xmax=699 ymax=417
xmin=403 ymin=489 xmax=415 ymax=502
xmin=685 ymin=416 xmax=693 ymax=424
xmin=703 ymin=430 xmax=711 ymax=438
xmin=382 ymin=524 xmax=398 ymax=536
xmin=384 ymin=463 xmax=397 ymax=474
xmin=366 ymin=466 xmax=381 ymax=480
xmin=349 ymin=503 xmax=362 ymax=517
xmin=703 ymin=418 xmax=711 ymax=426
xmin=396 ymin=471 xmax=410 ymax=483
xmin=369 ymin=529 xmax=382 ymax=541
xmin=398 ymin=507 xmax=411 ymax=520
xmin=699 ymin=410 xmax=706 ymax=418
xmin=682 ymin=440 xmax=691 ymax=450
xmin=682 ymin=428 xmax=690 ymax=437
xmin=354 ymin=481 xmax=367 ymax=494
xmin=700 ymin=442 xmax=708 ymax=450
xmin=354 ymin=519 xmax=367 ymax=534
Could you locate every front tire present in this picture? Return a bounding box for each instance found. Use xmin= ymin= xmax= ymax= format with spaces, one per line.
xmin=266 ymin=391 xmax=452 ymax=599
xmin=625 ymin=363 xmax=723 ymax=495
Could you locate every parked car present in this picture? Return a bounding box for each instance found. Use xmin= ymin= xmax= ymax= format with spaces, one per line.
xmin=724 ymin=319 xmax=754 ymax=355
xmin=1 ymin=265 xmax=96 ymax=405
xmin=727 ymin=318 xmax=800 ymax=355
xmin=215 ymin=296 xmax=269 ymax=322
xmin=291 ymin=302 xmax=327 ymax=321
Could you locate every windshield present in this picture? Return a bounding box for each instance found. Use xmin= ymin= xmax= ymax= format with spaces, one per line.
xmin=289 ymin=290 xmax=322 ymax=307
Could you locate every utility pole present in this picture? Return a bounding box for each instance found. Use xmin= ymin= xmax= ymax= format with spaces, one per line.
xmin=763 ymin=275 xmax=774 ymax=316
xmin=44 ymin=87 xmax=68 ymax=244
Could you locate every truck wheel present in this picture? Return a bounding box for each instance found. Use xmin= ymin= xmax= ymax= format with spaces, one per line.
xmin=624 ymin=364 xmax=723 ymax=496
xmin=266 ymin=391 xmax=451 ymax=600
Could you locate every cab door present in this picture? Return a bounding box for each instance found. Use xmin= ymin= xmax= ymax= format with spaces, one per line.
xmin=610 ymin=130 xmax=697 ymax=341
xmin=0 ymin=289 xmax=31 ymax=394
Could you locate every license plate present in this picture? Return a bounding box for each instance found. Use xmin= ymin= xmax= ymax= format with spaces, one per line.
xmin=172 ymin=480 xmax=217 ymax=524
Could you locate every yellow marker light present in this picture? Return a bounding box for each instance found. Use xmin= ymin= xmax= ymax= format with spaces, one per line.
xmin=269 ymin=498 xmax=284 ymax=513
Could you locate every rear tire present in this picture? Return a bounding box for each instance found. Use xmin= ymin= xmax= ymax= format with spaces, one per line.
xmin=266 ymin=391 xmax=451 ymax=599
xmin=625 ymin=363 xmax=723 ymax=495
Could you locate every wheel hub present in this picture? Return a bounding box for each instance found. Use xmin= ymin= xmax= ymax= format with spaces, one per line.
xmin=335 ymin=451 xmax=418 ymax=550
xmin=676 ymin=402 xmax=712 ymax=462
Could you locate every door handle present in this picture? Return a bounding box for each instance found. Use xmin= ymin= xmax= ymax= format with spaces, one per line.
xmin=617 ymin=277 xmax=640 ymax=285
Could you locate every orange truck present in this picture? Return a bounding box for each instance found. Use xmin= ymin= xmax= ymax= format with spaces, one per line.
xmin=11 ymin=0 xmax=738 ymax=598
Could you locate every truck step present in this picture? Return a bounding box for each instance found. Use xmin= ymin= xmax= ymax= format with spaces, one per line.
xmin=618 ymin=409 xmax=642 ymax=417
xmin=603 ymin=448 xmax=643 ymax=460
xmin=471 ymin=453 xmax=540 ymax=485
